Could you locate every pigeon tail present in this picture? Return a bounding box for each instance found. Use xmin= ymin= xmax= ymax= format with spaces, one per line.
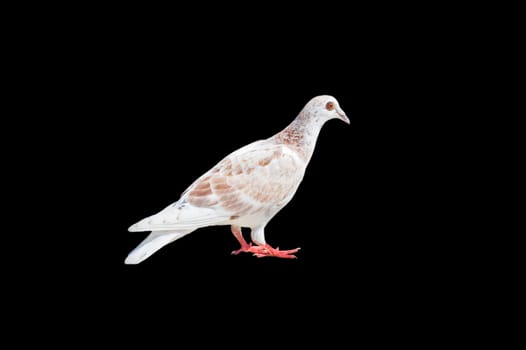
xmin=125 ymin=230 xmax=192 ymax=264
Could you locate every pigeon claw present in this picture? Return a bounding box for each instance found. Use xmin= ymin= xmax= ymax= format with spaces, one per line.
xmin=255 ymin=244 xmax=300 ymax=259
xmin=233 ymin=243 xmax=300 ymax=259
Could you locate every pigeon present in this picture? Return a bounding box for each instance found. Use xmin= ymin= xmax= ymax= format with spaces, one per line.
xmin=125 ymin=95 xmax=349 ymax=264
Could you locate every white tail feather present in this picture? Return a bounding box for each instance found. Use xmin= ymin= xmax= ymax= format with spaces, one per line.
xmin=124 ymin=230 xmax=192 ymax=264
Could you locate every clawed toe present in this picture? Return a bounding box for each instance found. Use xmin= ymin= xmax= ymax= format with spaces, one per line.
xmin=232 ymin=243 xmax=300 ymax=259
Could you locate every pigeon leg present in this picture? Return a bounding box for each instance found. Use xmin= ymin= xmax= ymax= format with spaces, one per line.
xmin=231 ymin=226 xmax=253 ymax=255
xmin=231 ymin=226 xmax=300 ymax=258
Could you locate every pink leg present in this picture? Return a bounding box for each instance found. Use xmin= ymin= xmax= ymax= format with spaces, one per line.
xmin=230 ymin=226 xmax=300 ymax=259
xmin=231 ymin=226 xmax=252 ymax=255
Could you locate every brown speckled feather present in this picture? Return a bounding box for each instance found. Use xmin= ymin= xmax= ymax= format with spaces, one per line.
xmin=185 ymin=141 xmax=306 ymax=216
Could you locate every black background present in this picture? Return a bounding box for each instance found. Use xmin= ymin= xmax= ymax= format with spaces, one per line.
xmin=8 ymin=5 xmax=466 ymax=344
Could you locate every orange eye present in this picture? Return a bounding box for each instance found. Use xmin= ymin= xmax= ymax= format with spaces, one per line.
xmin=326 ymin=102 xmax=334 ymax=111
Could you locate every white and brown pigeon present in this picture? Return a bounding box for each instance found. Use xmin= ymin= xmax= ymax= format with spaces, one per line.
xmin=125 ymin=95 xmax=349 ymax=264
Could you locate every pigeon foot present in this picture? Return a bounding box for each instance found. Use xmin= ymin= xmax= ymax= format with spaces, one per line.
xmin=233 ymin=243 xmax=300 ymax=259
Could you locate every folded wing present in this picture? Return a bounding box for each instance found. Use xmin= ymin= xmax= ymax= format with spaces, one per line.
xmin=129 ymin=141 xmax=306 ymax=232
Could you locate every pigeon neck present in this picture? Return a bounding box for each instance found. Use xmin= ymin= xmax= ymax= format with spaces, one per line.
xmin=275 ymin=110 xmax=325 ymax=161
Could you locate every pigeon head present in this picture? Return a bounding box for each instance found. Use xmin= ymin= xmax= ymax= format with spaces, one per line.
xmin=303 ymin=95 xmax=350 ymax=125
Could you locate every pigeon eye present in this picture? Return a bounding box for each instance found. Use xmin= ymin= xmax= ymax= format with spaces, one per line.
xmin=326 ymin=102 xmax=334 ymax=111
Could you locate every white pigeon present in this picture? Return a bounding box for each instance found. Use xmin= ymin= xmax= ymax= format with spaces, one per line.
xmin=125 ymin=95 xmax=349 ymax=264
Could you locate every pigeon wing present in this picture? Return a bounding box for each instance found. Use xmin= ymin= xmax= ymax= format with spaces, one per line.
xmin=129 ymin=141 xmax=306 ymax=232
xmin=186 ymin=142 xmax=306 ymax=217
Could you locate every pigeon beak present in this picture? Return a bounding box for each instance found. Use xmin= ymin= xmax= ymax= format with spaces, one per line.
xmin=337 ymin=109 xmax=350 ymax=124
